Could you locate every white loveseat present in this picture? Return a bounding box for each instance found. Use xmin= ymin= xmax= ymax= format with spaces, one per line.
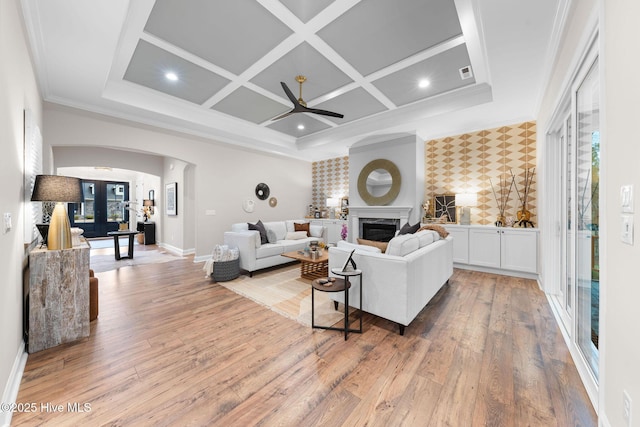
xmin=224 ymin=220 xmax=327 ymax=276
xmin=328 ymin=230 xmax=453 ymax=335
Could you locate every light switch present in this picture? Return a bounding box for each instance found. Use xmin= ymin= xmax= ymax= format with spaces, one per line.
xmin=621 ymin=185 xmax=634 ymax=213
xmin=3 ymin=213 xmax=11 ymax=233
xmin=622 ymin=214 xmax=634 ymax=245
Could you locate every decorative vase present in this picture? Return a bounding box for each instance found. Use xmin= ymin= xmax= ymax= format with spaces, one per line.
xmin=495 ymin=215 xmax=506 ymax=227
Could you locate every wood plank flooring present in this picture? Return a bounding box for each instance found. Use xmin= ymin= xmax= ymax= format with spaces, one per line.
xmin=12 ymin=251 xmax=597 ymax=426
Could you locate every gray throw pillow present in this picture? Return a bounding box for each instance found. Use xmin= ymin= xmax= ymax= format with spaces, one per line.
xmin=248 ymin=220 xmax=268 ymax=244
xmin=399 ymin=222 xmax=420 ymax=235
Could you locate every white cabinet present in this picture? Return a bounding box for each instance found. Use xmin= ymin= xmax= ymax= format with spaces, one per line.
xmin=310 ymin=219 xmax=347 ymax=244
xmin=499 ymin=228 xmax=538 ymax=273
xmin=444 ymin=225 xmax=538 ymax=277
xmin=468 ymin=227 xmax=538 ymax=273
xmin=469 ymin=228 xmax=502 ymax=268
xmin=445 ymin=226 xmax=470 ymax=263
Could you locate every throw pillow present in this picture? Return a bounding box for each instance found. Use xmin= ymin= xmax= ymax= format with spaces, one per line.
xmin=309 ymin=224 xmax=324 ymax=238
xmin=417 ymin=224 xmax=449 ymax=238
xmin=285 ymin=231 xmax=308 ymax=240
xmin=399 ymin=222 xmax=420 ymax=235
xmin=357 ymin=238 xmax=389 ymax=253
xmin=294 ymin=222 xmax=310 ymax=236
xmin=248 ymin=220 xmax=268 ymax=245
xmin=266 ymin=228 xmax=278 ymax=244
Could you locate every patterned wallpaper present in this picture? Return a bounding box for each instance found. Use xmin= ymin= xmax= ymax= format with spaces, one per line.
xmin=311 ymin=156 xmax=350 ymax=210
xmin=425 ymin=121 xmax=537 ymax=226
xmin=310 ymin=121 xmax=536 ymax=226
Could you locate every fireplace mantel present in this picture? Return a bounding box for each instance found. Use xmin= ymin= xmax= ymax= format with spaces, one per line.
xmin=348 ymin=206 xmax=413 ymax=242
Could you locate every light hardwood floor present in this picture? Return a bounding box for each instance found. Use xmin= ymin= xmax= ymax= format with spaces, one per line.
xmin=13 ymin=249 xmax=597 ymax=426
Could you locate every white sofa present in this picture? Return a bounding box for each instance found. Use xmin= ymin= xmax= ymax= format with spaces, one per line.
xmin=224 ymin=220 xmax=327 ymax=276
xmin=328 ymin=230 xmax=453 ymax=335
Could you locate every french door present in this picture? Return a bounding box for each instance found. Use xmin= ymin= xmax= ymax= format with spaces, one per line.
xmin=69 ymin=180 xmax=130 ymax=238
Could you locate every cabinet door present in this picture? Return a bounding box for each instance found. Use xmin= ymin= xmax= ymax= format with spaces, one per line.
xmin=444 ymin=226 xmax=469 ymax=263
xmin=469 ymin=228 xmax=501 ymax=268
xmin=500 ymin=229 xmax=538 ymax=273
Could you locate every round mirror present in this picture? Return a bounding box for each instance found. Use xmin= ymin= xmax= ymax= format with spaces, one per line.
xmin=357 ymin=159 xmax=401 ymax=205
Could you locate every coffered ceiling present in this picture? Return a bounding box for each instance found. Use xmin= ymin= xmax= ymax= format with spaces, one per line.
xmin=21 ymin=0 xmax=568 ymax=160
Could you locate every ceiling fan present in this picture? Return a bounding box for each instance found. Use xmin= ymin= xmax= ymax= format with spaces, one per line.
xmin=272 ymin=75 xmax=344 ymax=121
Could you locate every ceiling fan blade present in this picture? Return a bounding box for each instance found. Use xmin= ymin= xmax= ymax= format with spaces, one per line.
xmin=305 ymin=107 xmax=344 ymax=119
xmin=280 ymin=82 xmax=299 ymax=105
xmin=271 ymin=110 xmax=295 ymax=121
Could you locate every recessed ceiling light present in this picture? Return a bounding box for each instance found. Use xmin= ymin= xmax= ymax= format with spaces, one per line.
xmin=297 ymin=124 xmax=305 ymax=130
xmin=165 ymin=72 xmax=178 ymax=81
xmin=418 ymin=79 xmax=430 ymax=89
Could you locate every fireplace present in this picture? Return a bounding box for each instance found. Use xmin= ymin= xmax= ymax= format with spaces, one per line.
xmin=360 ymin=218 xmax=400 ymax=242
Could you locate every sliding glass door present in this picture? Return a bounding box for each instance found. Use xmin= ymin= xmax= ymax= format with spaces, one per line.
xmin=575 ymin=58 xmax=600 ymax=375
xmin=543 ymin=39 xmax=600 ymax=404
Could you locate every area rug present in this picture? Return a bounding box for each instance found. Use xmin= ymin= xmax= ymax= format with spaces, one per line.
xmin=217 ymin=264 xmax=348 ymax=328
xmin=90 ymin=249 xmax=182 ymax=273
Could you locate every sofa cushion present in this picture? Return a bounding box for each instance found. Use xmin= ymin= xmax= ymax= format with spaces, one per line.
xmin=385 ymin=234 xmax=419 ymax=256
xmin=414 ymin=230 xmax=435 ymax=248
xmin=248 ymin=220 xmax=268 ymax=244
xmin=337 ymin=240 xmax=381 ymax=253
xmin=357 ymin=238 xmax=389 ymax=252
xmin=294 ymin=222 xmax=310 ymax=236
xmin=285 ymin=231 xmax=308 ymax=240
xmin=256 ymin=243 xmax=284 ymax=259
xmin=264 ymin=221 xmax=287 ymax=241
xmin=399 ymin=221 xmax=420 ymax=235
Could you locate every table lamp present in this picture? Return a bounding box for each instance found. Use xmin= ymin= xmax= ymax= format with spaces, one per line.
xmin=455 ymin=192 xmax=477 ymax=225
xmin=31 ymin=175 xmax=83 ymax=250
xmin=326 ymin=198 xmax=340 ymax=219
xmin=143 ymin=199 xmax=154 ymax=221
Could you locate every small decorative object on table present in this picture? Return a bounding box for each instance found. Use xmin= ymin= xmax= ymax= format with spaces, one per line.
xmin=512 ymin=168 xmax=536 ymax=228
xmin=341 ymin=223 xmax=348 ymax=240
xmin=490 ymin=173 xmax=515 ymax=227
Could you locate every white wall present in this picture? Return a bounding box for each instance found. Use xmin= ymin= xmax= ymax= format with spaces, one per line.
xmin=43 ymin=104 xmax=312 ymax=259
xmin=348 ymin=134 xmax=424 ymax=224
xmin=0 ymin=0 xmax=42 ymax=420
xmin=537 ymin=0 xmax=640 ymax=425
xmin=602 ymin=1 xmax=640 ymax=425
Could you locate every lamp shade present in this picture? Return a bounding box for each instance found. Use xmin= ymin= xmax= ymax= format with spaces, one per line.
xmin=31 ymin=175 xmax=82 ymax=250
xmin=455 ymin=192 xmax=478 ymax=207
xmin=31 ymin=175 xmax=83 ymax=202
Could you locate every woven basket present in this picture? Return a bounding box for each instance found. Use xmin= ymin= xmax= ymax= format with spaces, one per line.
xmin=212 ymin=258 xmax=240 ymax=282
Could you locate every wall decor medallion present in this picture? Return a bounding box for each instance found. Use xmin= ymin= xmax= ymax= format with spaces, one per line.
xmin=255 ymin=183 xmax=270 ymax=200
xmin=242 ymin=199 xmax=255 ymax=213
xmin=269 ymin=197 xmax=277 ymax=207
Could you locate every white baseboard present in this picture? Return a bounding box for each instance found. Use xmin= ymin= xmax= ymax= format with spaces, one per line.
xmin=452 ymin=263 xmax=539 ymax=280
xmin=1 ymin=341 xmax=27 ymax=427
xmin=157 ymin=243 xmax=194 ymax=257
xmin=193 ymin=255 xmax=209 ymax=263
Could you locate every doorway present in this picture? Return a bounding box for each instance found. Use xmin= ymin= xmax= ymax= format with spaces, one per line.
xmin=69 ymin=180 xmax=131 ymax=238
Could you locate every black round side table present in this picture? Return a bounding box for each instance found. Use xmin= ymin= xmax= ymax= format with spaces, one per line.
xmin=311 ymin=268 xmax=362 ymax=340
